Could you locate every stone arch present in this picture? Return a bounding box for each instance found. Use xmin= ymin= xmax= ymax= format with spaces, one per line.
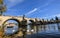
xmin=29 ymin=20 xmax=34 ymax=22
xmin=29 ymin=20 xmax=35 ymax=25
xmin=1 ymin=18 xmax=21 ymax=36
xmin=2 ymin=18 xmax=20 ymax=28
xmin=28 ymin=20 xmax=35 ymax=30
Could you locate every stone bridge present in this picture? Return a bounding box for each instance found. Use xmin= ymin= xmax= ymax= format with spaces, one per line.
xmin=0 ymin=15 xmax=42 ymax=38
xmin=0 ymin=15 xmax=36 ymax=26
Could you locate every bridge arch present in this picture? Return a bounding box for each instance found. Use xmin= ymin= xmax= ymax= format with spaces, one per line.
xmin=1 ymin=18 xmax=21 ymax=36
xmin=2 ymin=18 xmax=20 ymax=28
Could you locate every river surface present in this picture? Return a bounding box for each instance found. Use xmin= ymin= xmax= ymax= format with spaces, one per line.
xmin=26 ymin=23 xmax=60 ymax=38
xmin=4 ymin=23 xmax=60 ymax=38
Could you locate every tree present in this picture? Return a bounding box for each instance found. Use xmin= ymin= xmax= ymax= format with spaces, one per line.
xmin=0 ymin=0 xmax=6 ymax=16
xmin=0 ymin=5 xmax=6 ymax=16
xmin=0 ymin=0 xmax=3 ymax=4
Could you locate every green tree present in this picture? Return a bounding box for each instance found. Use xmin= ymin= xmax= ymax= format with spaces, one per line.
xmin=0 ymin=5 xmax=6 ymax=16
xmin=0 ymin=0 xmax=6 ymax=16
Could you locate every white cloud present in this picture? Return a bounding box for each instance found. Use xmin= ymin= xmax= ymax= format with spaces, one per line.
xmin=7 ymin=0 xmax=24 ymax=8
xmin=39 ymin=0 xmax=55 ymax=9
xmin=25 ymin=8 xmax=38 ymax=15
xmin=52 ymin=14 xmax=60 ymax=17
xmin=40 ymin=14 xmax=60 ymax=19
xmin=8 ymin=0 xmax=24 ymax=3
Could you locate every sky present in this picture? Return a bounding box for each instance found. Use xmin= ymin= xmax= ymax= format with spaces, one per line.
xmin=3 ymin=0 xmax=60 ymax=19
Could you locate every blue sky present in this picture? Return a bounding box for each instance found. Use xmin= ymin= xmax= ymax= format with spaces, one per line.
xmin=3 ymin=0 xmax=60 ymax=19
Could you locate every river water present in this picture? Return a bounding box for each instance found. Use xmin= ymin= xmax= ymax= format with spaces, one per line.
xmin=4 ymin=23 xmax=60 ymax=38
xmin=27 ymin=23 xmax=60 ymax=38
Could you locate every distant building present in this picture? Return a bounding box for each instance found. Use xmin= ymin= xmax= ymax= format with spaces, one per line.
xmin=8 ymin=23 xmax=16 ymax=26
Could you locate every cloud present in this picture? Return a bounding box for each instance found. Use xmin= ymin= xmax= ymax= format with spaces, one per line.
xmin=25 ymin=8 xmax=38 ymax=15
xmin=52 ymin=14 xmax=60 ymax=17
xmin=39 ymin=0 xmax=55 ymax=9
xmin=45 ymin=14 xmax=60 ymax=18
xmin=40 ymin=14 xmax=60 ymax=19
xmin=6 ymin=0 xmax=24 ymax=8
xmin=8 ymin=0 xmax=24 ymax=3
xmin=23 ymin=0 xmax=55 ymax=18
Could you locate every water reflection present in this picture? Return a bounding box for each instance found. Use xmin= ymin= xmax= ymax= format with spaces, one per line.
xmin=40 ymin=24 xmax=59 ymax=32
xmin=4 ymin=20 xmax=19 ymax=35
xmin=27 ymin=23 xmax=60 ymax=35
xmin=26 ymin=23 xmax=60 ymax=38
